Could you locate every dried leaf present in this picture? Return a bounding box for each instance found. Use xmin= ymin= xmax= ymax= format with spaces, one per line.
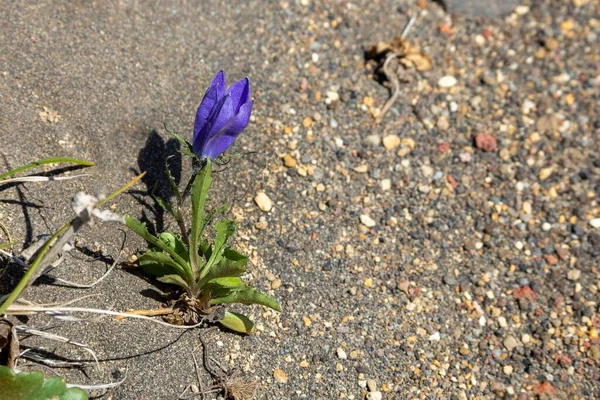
xmin=401 ymin=52 xmax=432 ymax=71
xmin=0 ymin=320 xmax=19 ymax=368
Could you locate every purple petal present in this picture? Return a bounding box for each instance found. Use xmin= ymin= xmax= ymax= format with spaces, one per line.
xmin=193 ymin=70 xmax=226 ymax=140
xmin=206 ymin=94 xmax=235 ymax=139
xmin=225 ymin=78 xmax=250 ymax=114
xmin=202 ymin=101 xmax=252 ymax=159
xmin=193 ymin=93 xmax=231 ymax=155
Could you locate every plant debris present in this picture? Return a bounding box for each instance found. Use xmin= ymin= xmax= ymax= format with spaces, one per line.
xmin=0 ymin=319 xmax=19 ymax=368
xmin=365 ymin=17 xmax=432 ymax=123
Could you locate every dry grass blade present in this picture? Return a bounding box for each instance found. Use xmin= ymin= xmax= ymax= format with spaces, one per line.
xmin=0 ymin=174 xmax=91 ymax=185
xmin=19 ymin=350 xmax=84 ymax=367
xmin=0 ymin=249 xmax=28 ymax=268
xmin=66 ymin=374 xmax=127 ymax=391
xmin=6 ymin=305 xmax=204 ymax=329
xmin=17 ymin=294 xmax=101 ymax=308
xmin=15 ymin=325 xmax=99 ymax=367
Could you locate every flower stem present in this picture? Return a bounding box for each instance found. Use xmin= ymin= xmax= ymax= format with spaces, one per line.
xmin=174 ymin=158 xmax=204 ymax=247
xmin=174 ymin=170 xmax=197 ymax=247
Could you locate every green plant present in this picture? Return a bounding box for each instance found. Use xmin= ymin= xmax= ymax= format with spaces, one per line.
xmin=126 ymin=160 xmax=280 ymax=333
xmin=0 ymin=156 xmax=94 ymax=182
xmin=0 ymin=366 xmax=88 ymax=400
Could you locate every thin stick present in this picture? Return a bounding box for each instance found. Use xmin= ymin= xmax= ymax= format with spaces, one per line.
xmin=192 ymin=352 xmax=205 ymax=400
xmin=375 ymin=53 xmax=401 ymax=124
xmin=401 ymin=12 xmax=417 ymax=39
xmin=14 ymin=325 xmax=99 ymax=367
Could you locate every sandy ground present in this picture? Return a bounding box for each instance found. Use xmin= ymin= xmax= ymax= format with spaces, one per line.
xmin=1 ymin=1 xmax=599 ymax=399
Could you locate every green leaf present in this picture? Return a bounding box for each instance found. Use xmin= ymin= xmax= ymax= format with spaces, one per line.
xmin=138 ymin=251 xmax=185 ymax=278
xmin=199 ymin=239 xmax=212 ymax=260
xmin=198 ymin=219 xmax=236 ymax=282
xmin=199 ymin=248 xmax=247 ymax=285
xmin=168 ymin=131 xmax=194 ymax=153
xmin=178 ymin=148 xmax=196 ymax=158
xmin=164 ymin=157 xmax=182 ymax=201
xmin=152 ymin=192 xmax=176 ymax=219
xmin=0 ymin=157 xmax=94 ymax=181
xmin=125 ymin=216 xmax=193 ymax=283
xmin=209 ymin=287 xmax=282 ymax=312
xmin=156 ymin=274 xmax=190 ymax=289
xmin=189 ymin=162 xmax=212 ymax=277
xmin=0 ymin=366 xmax=88 ymax=400
xmin=159 ymin=232 xmax=189 ymax=261
xmin=218 ymin=311 xmax=255 ymax=334
xmin=205 ymin=277 xmax=245 ymax=289
xmin=97 ymin=172 xmax=146 ymax=207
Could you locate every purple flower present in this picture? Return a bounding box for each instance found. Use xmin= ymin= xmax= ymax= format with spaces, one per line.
xmin=192 ymin=70 xmax=253 ymax=159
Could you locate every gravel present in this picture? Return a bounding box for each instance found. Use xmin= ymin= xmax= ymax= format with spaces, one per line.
xmin=1 ymin=0 xmax=599 ymax=399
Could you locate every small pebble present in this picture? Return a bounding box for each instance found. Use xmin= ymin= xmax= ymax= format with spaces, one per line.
xmin=271 ymin=279 xmax=282 ymax=289
xmin=365 ymin=134 xmax=381 ymax=146
xmin=429 ymin=332 xmax=441 ymax=341
xmin=438 ymin=75 xmax=457 ymax=88
xmin=337 ymin=347 xmax=347 ymax=360
xmin=382 ymin=134 xmax=401 ymax=150
xmin=421 ymin=165 xmax=434 ymax=177
xmin=254 ymin=192 xmax=273 ymax=212
xmin=360 ymin=214 xmax=376 ymax=228
xmin=282 ymin=154 xmax=297 ymax=168
xmin=380 ymin=179 xmax=392 ymax=191
xmin=504 ymin=336 xmax=519 ymax=351
xmin=567 ymin=269 xmax=581 ymax=281
xmin=354 ymin=164 xmax=369 ymax=173
xmin=367 ymin=379 xmax=377 ymax=392
xmin=366 ymin=392 xmax=382 ymax=400
xmin=539 ymin=167 xmax=554 ymax=181
xmin=273 ymin=368 xmax=289 ymax=383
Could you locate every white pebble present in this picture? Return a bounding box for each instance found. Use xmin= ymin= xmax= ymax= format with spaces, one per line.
xmin=360 ymin=214 xmax=376 ymax=228
xmin=438 ymin=75 xmax=457 ymax=88
xmin=366 ymin=392 xmax=382 ymax=400
xmin=254 ymin=192 xmax=273 ymax=212
xmin=380 ymin=179 xmax=392 ymax=191
xmin=589 ymin=218 xmax=600 ymax=229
